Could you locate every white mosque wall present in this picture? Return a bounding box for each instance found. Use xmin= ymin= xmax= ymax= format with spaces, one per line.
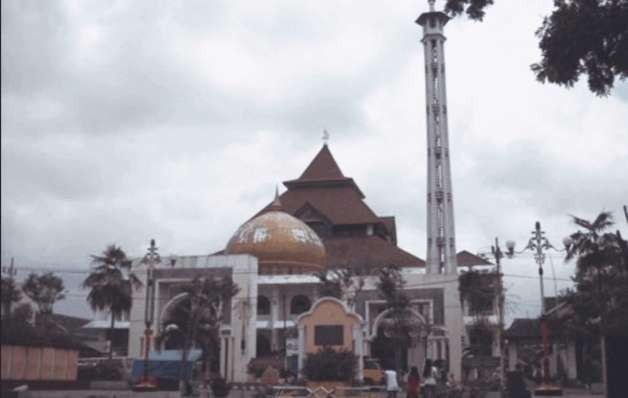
xmin=128 ymin=254 xmax=258 ymax=383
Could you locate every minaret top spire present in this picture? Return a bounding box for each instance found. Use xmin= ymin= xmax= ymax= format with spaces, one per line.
xmin=428 ymin=0 xmax=435 ymax=12
xmin=322 ymin=129 xmax=330 ymax=144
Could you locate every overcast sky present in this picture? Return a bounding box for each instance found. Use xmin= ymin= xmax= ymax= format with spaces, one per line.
xmin=2 ymin=0 xmax=627 ymax=322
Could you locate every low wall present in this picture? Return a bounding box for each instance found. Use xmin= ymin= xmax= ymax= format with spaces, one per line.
xmin=1 ymin=345 xmax=78 ymax=381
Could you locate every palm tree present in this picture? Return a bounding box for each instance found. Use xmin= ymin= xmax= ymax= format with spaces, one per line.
xmin=564 ymin=211 xmax=628 ymax=396
xmin=83 ymin=245 xmax=142 ymax=359
xmin=564 ymin=212 xmax=628 ymax=330
xmin=156 ymin=276 xmax=239 ymax=396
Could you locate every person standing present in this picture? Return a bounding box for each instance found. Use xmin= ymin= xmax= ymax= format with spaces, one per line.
xmin=406 ymin=367 xmax=421 ymax=398
xmin=385 ymin=369 xmax=400 ymax=398
xmin=423 ymin=359 xmax=437 ymax=398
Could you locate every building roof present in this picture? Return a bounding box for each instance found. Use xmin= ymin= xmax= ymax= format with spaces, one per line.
xmin=225 ymin=196 xmax=327 ymax=274
xmin=325 ymin=235 xmax=425 ymax=269
xmin=505 ymin=318 xmax=541 ymax=339
xmin=456 ymin=250 xmax=493 ymax=268
xmin=380 ymin=216 xmax=397 ymax=245
xmin=49 ymin=313 xmax=92 ymax=332
xmin=274 ymin=186 xmax=382 ymax=226
xmin=298 ymin=144 xmax=345 ymax=180
xmin=243 ymin=144 xmax=425 ymax=271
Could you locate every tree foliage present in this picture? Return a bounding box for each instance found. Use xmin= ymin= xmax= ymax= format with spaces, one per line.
xmin=156 ymin=275 xmax=239 ymax=394
xmin=375 ymin=266 xmax=414 ymax=373
xmin=458 ymin=269 xmax=496 ymax=315
xmin=22 ymin=272 xmax=66 ymax=322
xmin=82 ymin=244 xmax=142 ymax=358
xmin=561 ymin=212 xmax=628 ymax=336
xmin=302 ymin=346 xmax=357 ymax=382
xmin=317 ymin=268 xmax=365 ymax=307
xmin=444 ymin=0 xmax=628 ymax=96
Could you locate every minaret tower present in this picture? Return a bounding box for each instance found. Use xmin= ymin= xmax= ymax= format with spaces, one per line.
xmin=417 ymin=0 xmax=458 ymax=274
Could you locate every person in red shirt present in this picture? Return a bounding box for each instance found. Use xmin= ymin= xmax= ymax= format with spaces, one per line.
xmin=406 ymin=366 xmax=421 ymax=398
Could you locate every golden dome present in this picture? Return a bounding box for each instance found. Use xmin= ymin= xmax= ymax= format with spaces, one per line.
xmin=225 ymin=195 xmax=326 ymax=274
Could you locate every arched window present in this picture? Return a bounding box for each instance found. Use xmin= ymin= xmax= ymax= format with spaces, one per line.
xmin=257 ymin=295 xmax=271 ymax=315
xmin=290 ymin=295 xmax=311 ymax=315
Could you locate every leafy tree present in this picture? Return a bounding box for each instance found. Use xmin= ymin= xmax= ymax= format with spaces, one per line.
xmin=156 ymin=276 xmax=239 ymax=395
xmin=562 ymin=212 xmax=628 ymax=335
xmin=82 ymin=245 xmax=142 ymax=359
xmin=444 ymin=0 xmax=628 ymax=96
xmin=1 ymin=276 xmax=22 ymax=317
xmin=376 ymin=266 xmax=413 ymax=373
xmin=458 ymin=269 xmax=496 ymax=316
xmin=316 ymin=268 xmax=365 ymax=308
xmin=22 ymin=272 xmax=66 ymax=327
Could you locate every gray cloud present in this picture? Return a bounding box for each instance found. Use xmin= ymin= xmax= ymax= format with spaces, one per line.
xmin=2 ymin=0 xmax=627 ymax=323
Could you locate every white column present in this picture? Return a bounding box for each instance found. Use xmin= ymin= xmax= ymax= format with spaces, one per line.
xmin=298 ymin=325 xmax=306 ymax=374
xmin=271 ymin=286 xmax=280 ymax=351
xmin=220 ymin=336 xmax=226 ymax=378
xmin=508 ymin=344 xmax=518 ymax=371
xmin=353 ymin=325 xmax=364 ymax=382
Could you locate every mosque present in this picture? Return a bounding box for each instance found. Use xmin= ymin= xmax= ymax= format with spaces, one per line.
xmin=128 ymin=1 xmax=498 ymax=384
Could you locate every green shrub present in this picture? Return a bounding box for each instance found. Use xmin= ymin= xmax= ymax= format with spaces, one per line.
xmin=302 ymin=347 xmax=357 ymax=382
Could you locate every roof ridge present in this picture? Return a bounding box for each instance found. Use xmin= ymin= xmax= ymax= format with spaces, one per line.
xmin=298 ymin=144 xmax=345 ymax=180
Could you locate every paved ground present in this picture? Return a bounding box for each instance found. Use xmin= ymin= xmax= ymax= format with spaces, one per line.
xmin=14 ymin=386 xmax=605 ymax=398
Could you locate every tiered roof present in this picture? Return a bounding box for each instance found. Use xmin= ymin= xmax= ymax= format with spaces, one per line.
xmin=255 ymin=144 xmax=425 ymax=270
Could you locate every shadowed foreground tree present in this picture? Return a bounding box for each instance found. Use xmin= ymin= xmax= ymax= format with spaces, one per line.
xmin=562 ymin=212 xmax=628 ymax=335
xmin=444 ymin=0 xmax=628 ymax=96
xmin=83 ymin=245 xmax=142 ymax=359
xmin=22 ymin=272 xmax=66 ymax=328
xmin=561 ymin=211 xmax=628 ymax=395
xmin=376 ymin=265 xmax=412 ymax=374
xmin=156 ymin=276 xmax=239 ymax=396
xmin=1 ymin=276 xmax=22 ymax=317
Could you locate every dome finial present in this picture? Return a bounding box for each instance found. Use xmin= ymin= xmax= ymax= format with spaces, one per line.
xmin=270 ymin=185 xmax=282 ymax=210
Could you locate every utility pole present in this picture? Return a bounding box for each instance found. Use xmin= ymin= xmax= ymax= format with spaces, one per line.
xmin=491 ymin=239 xmax=506 ymax=398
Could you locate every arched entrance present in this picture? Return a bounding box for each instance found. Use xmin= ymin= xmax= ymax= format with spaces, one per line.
xmin=368 ymin=308 xmax=430 ymax=372
xmin=158 ymin=293 xmax=221 ymax=373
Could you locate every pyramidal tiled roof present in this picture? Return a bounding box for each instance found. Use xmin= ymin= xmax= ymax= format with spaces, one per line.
xmin=456 ymin=250 xmax=493 ymax=268
xmin=299 ymin=144 xmax=345 ymax=180
xmin=247 ymin=144 xmax=426 ymax=269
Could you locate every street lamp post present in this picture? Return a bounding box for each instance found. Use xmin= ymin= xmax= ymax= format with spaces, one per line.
xmin=509 ymin=222 xmax=565 ymax=396
xmin=134 ymin=239 xmax=160 ymax=391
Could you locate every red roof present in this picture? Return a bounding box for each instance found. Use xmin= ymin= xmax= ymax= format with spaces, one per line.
xmin=325 ymin=236 xmax=425 ymax=269
xmin=299 ymin=144 xmax=345 ymax=180
xmin=248 ymin=144 xmax=426 ymax=270
xmin=456 ymin=250 xmax=493 ymax=268
xmin=276 ymin=186 xmax=381 ymax=225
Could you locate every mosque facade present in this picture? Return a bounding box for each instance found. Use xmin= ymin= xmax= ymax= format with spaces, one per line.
xmin=128 ymin=1 xmax=498 ymax=384
xmin=128 ymin=144 xmax=479 ymax=383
